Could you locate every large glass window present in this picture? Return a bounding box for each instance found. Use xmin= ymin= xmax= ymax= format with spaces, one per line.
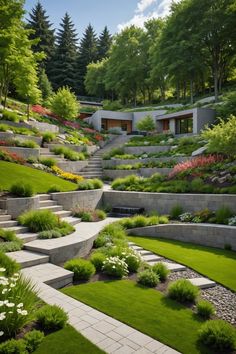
xmin=176 ymin=117 xmax=193 ymax=134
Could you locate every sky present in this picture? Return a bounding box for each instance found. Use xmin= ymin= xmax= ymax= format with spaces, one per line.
xmin=24 ymin=0 xmax=174 ymax=38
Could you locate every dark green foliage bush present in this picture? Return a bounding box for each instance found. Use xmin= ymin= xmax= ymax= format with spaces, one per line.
xmin=152 ymin=262 xmax=170 ymax=281
xmin=0 ymin=228 xmax=23 ymax=252
xmin=19 ymin=140 xmax=39 ymax=148
xmin=47 ymin=184 xmax=62 ymax=193
xmin=36 ymin=305 xmax=68 ymax=330
xmin=215 ymin=206 xmax=233 ymax=224
xmin=18 ymin=210 xmax=58 ymax=232
xmin=103 ymin=147 xmax=125 ymax=160
xmin=198 ymin=320 xmax=236 ymax=352
xmin=93 ymin=235 xmax=108 ymax=248
xmin=42 ymin=131 xmax=56 ymax=143
xmin=196 ymin=300 xmax=215 ymax=319
xmin=52 ymin=146 xmax=85 ymax=161
xmin=2 ymin=110 xmax=19 ymax=122
xmin=39 ymin=157 xmax=56 ymax=168
xmin=137 ymin=269 xmax=159 ymax=287
xmin=64 ymin=258 xmax=95 ymax=281
xmin=0 ymin=339 xmax=26 ymax=354
xmin=170 ymin=204 xmax=184 ymax=219
xmin=0 ymin=251 xmax=20 ymax=276
xmin=10 ymin=181 xmax=34 ymax=197
xmin=110 ymin=247 xmax=142 ymax=273
xmin=77 ymin=178 xmax=103 ymax=190
xmin=90 ymin=252 xmax=106 ymax=272
xmin=168 ymin=279 xmax=199 ymax=303
xmin=24 ymin=330 xmax=45 ymax=353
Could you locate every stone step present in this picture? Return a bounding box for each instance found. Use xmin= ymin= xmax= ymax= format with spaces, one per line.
xmin=148 ymin=261 xmax=186 ymax=272
xmin=142 ymin=254 xmax=162 ymax=262
xmin=38 ymin=194 xmax=51 ymax=201
xmin=0 ymin=220 xmax=18 ymax=228
xmin=188 ymin=277 xmax=216 ymax=289
xmin=7 ymin=250 xmax=49 ymax=268
xmin=61 ymin=216 xmax=80 ymax=226
xmin=0 ymin=209 xmax=7 ymax=215
xmin=0 ymin=214 xmax=12 ymax=222
xmin=39 ymin=200 xmax=58 ymax=207
xmin=39 ymin=205 xmax=63 ymax=212
xmin=137 ymin=250 xmax=153 ymax=256
xmin=2 ymin=225 xmax=28 ymax=234
xmin=21 ymin=263 xmax=73 ymax=289
xmin=130 ymin=245 xmax=143 ymax=250
xmin=17 ymin=233 xmax=38 ymax=243
xmin=54 ymin=210 xmax=72 ymax=218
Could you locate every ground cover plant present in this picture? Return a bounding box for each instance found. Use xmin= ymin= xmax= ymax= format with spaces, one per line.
xmin=0 ymin=123 xmax=39 ymax=136
xmin=127 ymin=236 xmax=236 ymax=291
xmin=0 ymin=229 xmax=23 ymax=252
xmin=52 ymin=146 xmax=86 ymax=161
xmin=71 ymin=208 xmax=106 ymax=222
xmin=0 ymin=138 xmax=39 ymax=149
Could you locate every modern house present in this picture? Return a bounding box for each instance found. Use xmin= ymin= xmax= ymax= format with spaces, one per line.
xmin=88 ymin=107 xmax=216 ymax=135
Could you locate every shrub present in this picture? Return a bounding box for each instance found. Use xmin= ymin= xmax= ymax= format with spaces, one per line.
xmin=77 ymin=178 xmax=103 ymax=190
xmin=198 ymin=320 xmax=236 ymax=352
xmin=152 ymin=262 xmax=170 ymax=281
xmin=136 ymin=114 xmax=155 ymax=132
xmin=170 ymin=204 xmax=184 ymax=219
xmin=18 ymin=210 xmax=58 ymax=232
xmin=168 ymin=279 xmax=199 ymax=303
xmin=42 ymin=131 xmax=56 ymax=143
xmin=20 ymin=140 xmax=39 ymax=148
xmin=10 ymin=181 xmax=34 ymax=197
xmin=50 ymin=86 xmax=79 ymax=121
xmin=93 ymin=235 xmax=108 ymax=248
xmin=137 ymin=270 xmax=160 ymax=287
xmin=0 ymin=339 xmax=26 ymax=354
xmin=96 ymin=209 xmax=106 ymax=220
xmin=52 ymin=146 xmax=85 ymax=161
xmin=80 ymin=211 xmax=93 ymax=222
xmin=91 ymin=178 xmax=103 ymax=189
xmin=36 ymin=305 xmax=68 ymax=330
xmin=98 ymin=223 xmax=127 ymax=246
xmin=102 ymin=256 xmax=128 ymax=278
xmin=24 ymin=330 xmax=44 ymax=353
xmin=179 ymin=212 xmax=193 ymax=222
xmin=38 ymin=230 xmax=61 ymax=239
xmin=90 ymin=252 xmax=106 ymax=272
xmin=39 ymin=157 xmax=56 ymax=168
xmin=47 ymin=184 xmax=62 ymax=193
xmin=2 ymin=110 xmax=19 ymax=122
xmin=110 ymin=247 xmax=142 ymax=273
xmin=215 ymin=206 xmax=233 ymax=224
xmin=228 ymin=216 xmax=236 ymax=226
xmin=0 ymin=229 xmax=23 ymax=252
xmin=64 ymin=258 xmax=95 ymax=280
xmin=196 ymin=300 xmax=215 ymax=319
xmin=0 ymin=252 xmax=20 ymax=276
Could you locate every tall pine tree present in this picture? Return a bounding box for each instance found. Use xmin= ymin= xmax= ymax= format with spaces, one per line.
xmin=50 ymin=13 xmax=78 ymax=92
xmin=27 ymin=1 xmax=55 ymax=73
xmin=77 ymin=24 xmax=98 ymax=95
xmin=97 ymin=26 xmax=112 ymax=60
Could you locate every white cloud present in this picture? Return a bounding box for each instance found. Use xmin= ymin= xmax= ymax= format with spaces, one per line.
xmin=117 ymin=0 xmax=175 ymax=32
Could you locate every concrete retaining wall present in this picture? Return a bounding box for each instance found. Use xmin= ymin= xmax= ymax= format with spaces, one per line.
xmin=0 ymin=132 xmax=42 ymax=145
xmin=102 ymin=156 xmax=189 ymax=168
xmin=103 ymin=170 xmax=138 ymax=179
xmin=0 ymin=196 xmax=40 ymax=218
xmin=139 ymin=167 xmax=172 ymax=177
xmin=47 ymin=143 xmax=98 ymax=155
xmin=1 ymin=146 xmax=40 ymax=158
xmin=128 ymin=223 xmax=236 ymax=251
xmin=124 ymin=145 xmax=171 ymax=155
xmin=28 ymin=121 xmax=59 ymax=133
xmin=56 ymin=160 xmax=88 ymax=173
xmin=52 ymin=190 xmax=103 ymax=210
xmin=103 ymin=191 xmax=236 ymax=213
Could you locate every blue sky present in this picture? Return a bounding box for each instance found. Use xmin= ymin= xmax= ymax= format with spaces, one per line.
xmin=24 ymin=0 xmax=174 ymax=37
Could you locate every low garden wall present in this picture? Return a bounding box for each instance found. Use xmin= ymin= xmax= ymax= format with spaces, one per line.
xmin=124 ymin=145 xmax=171 ymax=155
xmin=28 ymin=121 xmax=59 ymax=133
xmin=103 ymin=190 xmax=236 ymax=213
xmin=1 ymin=146 xmax=40 ymax=159
xmin=0 ymin=196 xmax=40 ymax=218
xmin=103 ymin=170 xmax=138 ymax=179
xmin=56 ymin=160 xmax=88 ymax=173
xmin=128 ymin=223 xmax=236 ymax=251
xmin=0 ymin=132 xmax=42 ymax=145
xmin=139 ymin=167 xmax=172 ymax=177
xmin=47 ymin=144 xmax=98 ymax=155
xmin=52 ymin=189 xmax=103 ymax=210
xmin=0 ymin=120 xmax=31 ymax=129
xmin=102 ymin=156 xmax=190 ymax=168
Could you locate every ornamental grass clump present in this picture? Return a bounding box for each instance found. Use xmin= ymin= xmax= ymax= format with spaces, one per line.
xmin=168 ymin=279 xmax=199 ymax=303
xmin=151 ymin=262 xmax=170 ymax=282
xmin=36 ymin=305 xmax=68 ymax=331
xmin=18 ymin=210 xmax=58 ymax=232
xmin=196 ymin=300 xmax=215 ymax=319
xmin=0 ymin=252 xmax=20 ymax=277
xmin=170 ymin=204 xmax=184 ymax=219
xmin=102 ymin=256 xmax=128 ymax=278
xmin=10 ymin=181 xmax=34 ymax=197
xmin=137 ymin=269 xmax=160 ymax=288
xmin=64 ymin=258 xmax=95 ymax=281
xmin=90 ymin=252 xmax=107 ymax=272
xmin=0 ymin=229 xmax=23 ymax=253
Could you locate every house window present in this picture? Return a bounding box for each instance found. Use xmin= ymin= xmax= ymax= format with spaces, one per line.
xmin=121 ymin=124 xmax=128 ymax=131
xmin=163 ymin=119 xmax=169 ymax=131
xmin=176 ymin=118 xmax=193 ymax=134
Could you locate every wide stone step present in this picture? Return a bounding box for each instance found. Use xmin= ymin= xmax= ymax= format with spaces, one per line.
xmin=54 ymin=210 xmax=72 ymax=218
xmin=0 ymin=220 xmax=18 ymax=228
xmin=137 ymin=250 xmax=153 ymax=256
xmin=142 ymin=254 xmax=162 ymax=262
xmin=39 ymin=205 xmax=63 ymax=212
xmin=39 ymin=200 xmax=58 ymax=207
xmin=0 ymin=214 xmax=12 ymax=222
xmin=38 ymin=194 xmax=51 ymax=201
xmin=148 ymin=261 xmax=186 ymax=272
xmin=7 ymin=250 xmax=49 ymax=268
xmin=21 ymin=263 xmax=73 ymax=289
xmin=17 ymin=233 xmax=38 ymax=243
xmin=188 ymin=277 xmax=216 ymax=289
xmin=61 ymin=216 xmax=80 ymax=226
xmin=3 ymin=226 xmax=28 ymax=234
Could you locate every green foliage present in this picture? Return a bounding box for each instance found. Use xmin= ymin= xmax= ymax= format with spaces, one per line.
xmin=38 ymin=70 xmax=53 ymax=102
xmin=38 ymin=230 xmax=61 ymax=239
xmin=36 ymin=305 xmax=68 ymax=331
xmin=168 ymin=279 xmax=199 ymax=303
xmin=136 ymin=114 xmax=155 ymax=132
xmin=39 ymin=157 xmax=56 ymax=168
xmin=2 ymin=110 xmax=19 ymax=122
xmin=77 ymin=178 xmax=103 ymax=190
xmin=170 ymin=204 xmax=184 ymax=219
xmin=151 ymin=262 xmax=170 ymax=281
xmin=50 ymin=87 xmax=79 ymax=120
xmin=72 ymin=208 xmax=106 ymax=222
xmin=109 ymin=247 xmax=142 ymax=273
xmin=103 ymin=147 xmax=124 ymax=160
xmin=0 ymin=339 xmax=26 ymax=354
xmin=137 ymin=269 xmax=160 ymax=287
xmin=47 ymin=184 xmax=62 ymax=193
xmin=102 ymin=256 xmax=129 ymax=278
xmin=90 ymin=252 xmax=106 ymax=272
xmin=42 ymin=131 xmax=55 ymax=143
xmin=198 ymin=320 xmax=236 ymax=352
xmin=216 ymin=91 xmax=236 ymax=119
xmin=202 ymin=115 xmax=236 ymax=155
xmin=52 ymin=146 xmax=85 ymax=161
xmin=196 ymin=300 xmax=215 ymax=319
xmin=10 ymin=181 xmax=34 ymax=197
xmin=18 ymin=210 xmax=59 ymax=232
xmin=215 ymin=206 xmax=233 ymax=224
xmin=64 ymin=258 xmax=95 ymax=281
xmin=24 ymin=330 xmax=45 ymax=353
xmin=0 ymin=252 xmax=20 ymax=276
xmin=0 ymin=229 xmax=23 ymax=253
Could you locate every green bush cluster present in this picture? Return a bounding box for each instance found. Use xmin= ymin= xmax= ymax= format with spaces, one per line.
xmin=72 ymin=208 xmax=106 ymax=222
xmin=47 ymin=184 xmax=62 ymax=193
xmin=77 ymin=178 xmax=103 ymax=190
xmin=0 ymin=123 xmax=38 ymax=136
xmin=120 ymin=214 xmax=168 ymax=229
xmin=39 ymin=157 xmax=56 ymax=168
xmin=52 ymin=146 xmax=85 ymax=161
xmin=177 ymin=206 xmax=235 ymax=225
xmin=10 ymin=181 xmax=34 ymax=197
xmin=151 ymin=262 xmax=170 ymax=282
xmin=0 ymin=228 xmax=23 ymax=253
xmin=102 ymin=256 xmax=129 ymax=278
xmin=64 ymin=258 xmax=95 ymax=281
xmin=168 ymin=279 xmax=199 ymax=303
xmin=196 ymin=300 xmax=215 ymax=319
xmin=137 ymin=269 xmax=160 ymax=287
xmin=36 ymin=304 xmax=68 ymax=330
xmin=1 ymin=110 xmax=19 ymax=122
xmin=90 ymin=252 xmax=106 ymax=272
xmin=0 ymin=251 xmax=20 ymax=276
xmin=42 ymin=131 xmax=56 ymax=143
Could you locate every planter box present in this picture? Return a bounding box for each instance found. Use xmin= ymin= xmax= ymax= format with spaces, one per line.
xmin=1 ymin=146 xmax=40 ymax=159
xmin=124 ymin=145 xmax=171 ymax=155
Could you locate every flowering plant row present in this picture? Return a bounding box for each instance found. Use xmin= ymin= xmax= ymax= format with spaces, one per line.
xmin=51 ymin=165 xmax=84 ymax=183
xmin=0 ymin=148 xmax=26 ymax=164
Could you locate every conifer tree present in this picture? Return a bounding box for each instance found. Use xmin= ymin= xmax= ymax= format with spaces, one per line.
xmin=97 ymin=26 xmax=112 ymax=60
xmin=50 ymin=13 xmax=78 ymax=92
xmin=77 ymin=24 xmax=98 ymax=95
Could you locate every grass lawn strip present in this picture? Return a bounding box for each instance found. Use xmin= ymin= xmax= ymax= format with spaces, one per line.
xmin=0 ymin=161 xmax=77 ymax=193
xmin=62 ymin=279 xmax=215 ymax=354
xmin=33 ymin=325 xmax=104 ymax=354
xmin=128 ymin=236 xmax=236 ymax=291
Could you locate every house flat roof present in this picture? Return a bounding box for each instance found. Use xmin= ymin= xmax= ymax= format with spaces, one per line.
xmin=155 ymin=107 xmax=214 ymax=121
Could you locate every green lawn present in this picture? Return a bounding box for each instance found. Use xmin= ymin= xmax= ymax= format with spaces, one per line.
xmin=128 ymin=236 xmax=236 ymax=291
xmin=0 ymin=161 xmax=77 ymax=193
xmin=33 ymin=325 xmax=104 ymax=354
xmin=62 ymin=280 xmax=214 ymax=354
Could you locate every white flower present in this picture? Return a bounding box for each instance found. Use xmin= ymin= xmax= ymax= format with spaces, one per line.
xmin=0 ymin=268 xmax=6 ymax=272
xmin=6 ymin=302 xmax=15 ymax=308
xmin=0 ymin=331 xmax=4 ymax=336
xmin=0 ymin=313 xmax=6 ymax=320
xmin=20 ymin=310 xmax=28 ymax=316
xmin=2 ymin=289 xmax=8 ymax=294
xmin=10 ymin=283 xmax=16 ymax=288
xmin=0 ymin=301 xmax=4 ymax=306
xmin=17 ymin=303 xmax=23 ymax=308
xmin=3 ymin=300 xmax=8 ymax=305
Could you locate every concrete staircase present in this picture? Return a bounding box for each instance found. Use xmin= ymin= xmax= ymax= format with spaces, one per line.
xmin=40 ymin=147 xmax=66 ymax=163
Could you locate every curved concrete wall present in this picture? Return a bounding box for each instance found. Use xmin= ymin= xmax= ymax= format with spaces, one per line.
xmin=128 ymin=223 xmax=236 ymax=250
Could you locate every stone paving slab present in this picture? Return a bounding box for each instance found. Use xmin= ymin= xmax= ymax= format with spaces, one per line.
xmin=142 ymin=254 xmax=162 ymax=262
xmin=189 ymin=277 xmax=216 ymax=289
xmin=7 ymin=250 xmax=49 ymax=268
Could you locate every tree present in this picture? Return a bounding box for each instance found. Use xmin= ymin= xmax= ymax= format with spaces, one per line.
xmin=27 ymin=1 xmax=55 ymax=73
xmin=97 ymin=26 xmax=112 ymax=60
xmin=136 ymin=114 xmax=155 ymax=132
xmin=85 ymin=59 xmax=108 ymax=98
xmin=50 ymin=86 xmax=79 ymax=121
xmin=38 ymin=68 xmax=53 ymax=103
xmin=77 ymin=24 xmax=98 ymax=95
xmin=50 ymin=13 xmax=78 ymax=92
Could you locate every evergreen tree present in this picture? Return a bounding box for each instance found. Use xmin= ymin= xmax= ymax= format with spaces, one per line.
xmin=38 ymin=69 xmax=53 ymax=102
xmin=77 ymin=24 xmax=98 ymax=95
xmin=97 ymin=26 xmax=112 ymax=60
xmin=50 ymin=13 xmax=78 ymax=92
xmin=27 ymin=1 xmax=55 ymax=72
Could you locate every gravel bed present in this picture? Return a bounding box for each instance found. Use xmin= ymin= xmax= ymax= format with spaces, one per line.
xmin=168 ymin=269 xmax=199 ymax=280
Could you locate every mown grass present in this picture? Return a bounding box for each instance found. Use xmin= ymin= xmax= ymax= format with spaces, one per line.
xmin=0 ymin=161 xmax=77 ymax=193
xmin=128 ymin=236 xmax=236 ymax=291
xmin=62 ymin=280 xmax=215 ymax=354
